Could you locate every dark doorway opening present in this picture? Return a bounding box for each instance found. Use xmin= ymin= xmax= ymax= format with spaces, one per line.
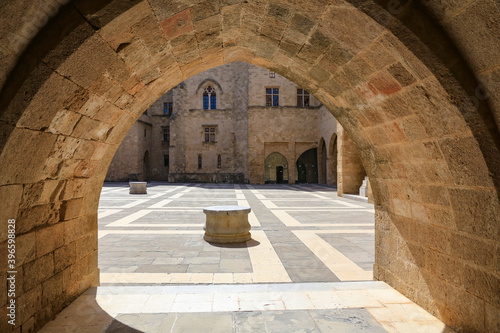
xmin=276 ymin=166 xmax=284 ymax=184
xmin=296 ymin=148 xmax=318 ymax=184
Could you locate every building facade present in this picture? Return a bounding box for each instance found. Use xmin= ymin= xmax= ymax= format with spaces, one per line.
xmin=106 ymin=62 xmax=361 ymax=187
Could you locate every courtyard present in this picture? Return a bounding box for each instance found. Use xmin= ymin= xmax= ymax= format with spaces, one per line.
xmin=39 ymin=183 xmax=452 ymax=332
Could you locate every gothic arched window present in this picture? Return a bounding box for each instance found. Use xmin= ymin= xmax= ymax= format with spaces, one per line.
xmin=203 ymin=85 xmax=216 ymax=110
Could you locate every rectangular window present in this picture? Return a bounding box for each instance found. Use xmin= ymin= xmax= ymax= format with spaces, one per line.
xmin=266 ymin=88 xmax=279 ymax=107
xmin=164 ymin=155 xmax=169 ymax=167
xmin=297 ymin=89 xmax=310 ymax=107
xmin=198 ymin=155 xmax=202 ymax=169
xmin=144 ymin=128 xmax=147 ymax=137
xmin=204 ymin=126 xmax=216 ymax=143
xmin=163 ymin=102 xmax=173 ymax=116
xmin=162 ymin=126 xmax=170 ymax=142
xmin=217 ymin=155 xmax=221 ymax=169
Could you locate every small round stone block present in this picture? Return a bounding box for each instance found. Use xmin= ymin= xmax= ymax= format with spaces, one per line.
xmin=203 ymin=205 xmax=252 ymax=244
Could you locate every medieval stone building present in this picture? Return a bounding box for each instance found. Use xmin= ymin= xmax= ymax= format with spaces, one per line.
xmin=106 ymin=62 xmax=350 ymax=186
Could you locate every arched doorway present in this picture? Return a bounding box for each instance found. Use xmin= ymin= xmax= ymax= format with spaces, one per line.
xmin=296 ymin=148 xmax=318 ymax=184
xmin=264 ymin=152 xmax=288 ymax=184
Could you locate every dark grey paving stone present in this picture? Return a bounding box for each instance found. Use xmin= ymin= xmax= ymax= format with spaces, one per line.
xmin=135 ymin=264 xmax=188 ymax=273
xmin=310 ymin=309 xmax=387 ymax=333
xmin=263 ymin=311 xmax=321 ymax=333
xmin=280 ymin=259 xmax=326 ymax=269
xmin=234 ymin=311 xmax=267 ymax=332
xmin=187 ymin=264 xmax=219 ymax=273
xmin=286 ymin=268 xmax=340 ymax=283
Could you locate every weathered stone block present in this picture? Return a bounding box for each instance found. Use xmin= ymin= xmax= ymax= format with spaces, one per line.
xmin=160 ymin=9 xmax=194 ymax=40
xmin=63 ymin=215 xmax=96 ymax=245
xmin=16 ymin=285 xmax=42 ymax=328
xmin=60 ymin=198 xmax=84 ymax=221
xmin=23 ymin=254 xmax=54 ymax=292
xmin=0 ymin=129 xmax=58 ymax=185
xmin=54 ymin=242 xmax=76 ymax=273
xmin=439 ymin=136 xmax=494 ymax=187
xmin=388 ymin=62 xmax=416 ymax=87
xmin=41 ymin=272 xmax=63 ymax=307
xmin=16 ymin=233 xmax=36 ymax=266
xmin=368 ymin=70 xmax=402 ymax=95
xmin=448 ymin=188 xmax=500 ymax=241
xmin=0 ymin=185 xmax=22 ymax=242
xmin=129 ymin=181 xmax=147 ymax=194
xmin=36 ymin=223 xmax=64 ymax=258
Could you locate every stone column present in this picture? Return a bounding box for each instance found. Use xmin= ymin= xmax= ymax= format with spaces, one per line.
xmin=337 ymin=124 xmax=366 ymax=196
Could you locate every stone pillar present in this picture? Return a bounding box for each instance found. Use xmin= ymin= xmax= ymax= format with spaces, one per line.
xmin=337 ymin=124 xmax=366 ymax=196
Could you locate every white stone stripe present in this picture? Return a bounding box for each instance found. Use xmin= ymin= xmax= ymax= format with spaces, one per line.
xmin=268 ymin=209 xmax=375 ymax=213
xmin=237 ymin=199 xmax=249 ymax=207
xmin=101 ymin=187 xmax=128 ymax=193
xmin=148 ymin=199 xmax=172 ymax=208
xmin=247 ymin=230 xmax=291 ymax=283
xmin=121 ymin=199 xmax=150 ymax=208
xmin=331 ymin=200 xmax=364 ymax=208
xmin=170 ymin=187 xmax=196 ymax=199
xmin=106 ymin=210 xmax=153 ymax=227
xmin=248 ymin=211 xmax=261 ymax=227
xmin=97 ymin=209 xmax=122 ymax=219
xmin=254 ymin=193 xmax=267 ymax=199
xmin=170 ymin=198 xmax=239 ymax=201
xmin=269 ymin=205 xmax=373 ymax=212
xmin=271 ymin=210 xmax=302 ymax=227
xmin=100 ymin=198 xmax=142 ymax=200
xmin=311 ymin=193 xmax=330 ymax=199
xmin=293 ymin=230 xmax=373 ymax=281
xmin=271 ymin=210 xmax=374 ymax=227
xmin=148 ymin=192 xmax=167 ymax=199
xmin=260 ymin=200 xmax=278 ymax=208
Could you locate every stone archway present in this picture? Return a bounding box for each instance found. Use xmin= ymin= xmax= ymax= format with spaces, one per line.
xmin=264 ymin=152 xmax=289 ymax=184
xmin=296 ymin=148 xmax=318 ymax=184
xmin=0 ymin=1 xmax=499 ymax=332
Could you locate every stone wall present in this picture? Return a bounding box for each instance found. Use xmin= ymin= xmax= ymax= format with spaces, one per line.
xmin=248 ymin=106 xmax=321 ymax=184
xmin=106 ymin=115 xmax=151 ymax=181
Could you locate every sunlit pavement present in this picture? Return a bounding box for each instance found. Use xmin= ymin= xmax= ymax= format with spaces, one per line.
xmin=40 ymin=183 xmax=453 ymax=332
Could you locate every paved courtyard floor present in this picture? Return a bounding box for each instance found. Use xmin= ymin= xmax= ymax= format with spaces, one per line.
xmin=40 ymin=183 xmax=453 ymax=332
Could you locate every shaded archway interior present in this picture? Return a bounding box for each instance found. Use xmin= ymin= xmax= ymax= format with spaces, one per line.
xmin=0 ymin=1 xmax=498 ymax=332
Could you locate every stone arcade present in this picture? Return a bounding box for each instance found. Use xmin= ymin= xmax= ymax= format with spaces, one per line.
xmin=0 ymin=1 xmax=499 ymax=332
